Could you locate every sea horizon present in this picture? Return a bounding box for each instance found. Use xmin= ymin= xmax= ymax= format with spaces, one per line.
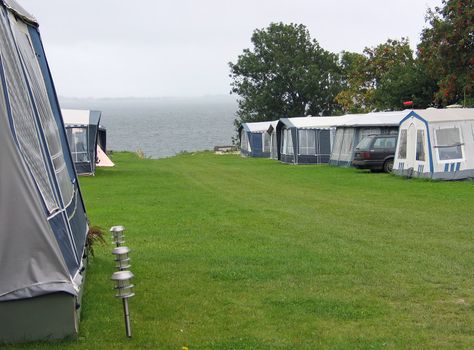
xmin=59 ymin=95 xmax=238 ymax=159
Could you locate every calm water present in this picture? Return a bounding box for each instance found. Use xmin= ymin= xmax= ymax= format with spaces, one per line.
xmin=60 ymin=96 xmax=237 ymax=158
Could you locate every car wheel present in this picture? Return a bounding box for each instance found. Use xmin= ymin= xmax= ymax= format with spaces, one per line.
xmin=383 ymin=159 xmax=394 ymax=173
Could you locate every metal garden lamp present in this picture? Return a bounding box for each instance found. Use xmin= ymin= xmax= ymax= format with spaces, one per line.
xmin=110 ymin=225 xmax=125 ymax=247
xmin=112 ymin=246 xmax=131 ymax=271
xmin=111 ymin=270 xmax=135 ymax=337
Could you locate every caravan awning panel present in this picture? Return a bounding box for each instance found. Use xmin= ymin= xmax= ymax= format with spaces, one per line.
xmin=62 ymin=109 xmax=101 ymax=126
xmin=1 ymin=0 xmax=37 ymax=25
xmin=241 ymin=120 xmax=276 ymax=133
xmin=279 ymin=116 xmax=338 ymax=129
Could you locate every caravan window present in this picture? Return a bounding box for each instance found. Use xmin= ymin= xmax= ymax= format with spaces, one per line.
xmin=241 ymin=131 xmax=249 ymax=151
xmin=16 ymin=30 xmax=75 ymax=206
xmin=271 ymin=132 xmax=278 ymax=157
xmin=416 ymin=130 xmax=425 ymax=161
xmin=298 ymin=129 xmax=316 ymax=155
xmin=286 ymin=129 xmax=294 ymax=155
xmin=0 ymin=16 xmax=60 ymax=213
xmin=398 ymin=130 xmax=407 ymax=159
xmin=332 ymin=128 xmax=344 ymax=156
xmin=436 ymin=127 xmax=463 ymax=160
xmin=282 ymin=128 xmax=294 ymax=155
xmin=343 ymin=128 xmax=355 ymax=152
xmin=262 ymin=133 xmax=271 ymax=152
xmin=68 ymin=128 xmax=90 ymax=163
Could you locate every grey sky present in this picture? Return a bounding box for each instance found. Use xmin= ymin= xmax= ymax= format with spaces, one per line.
xmin=21 ymin=0 xmax=441 ymax=98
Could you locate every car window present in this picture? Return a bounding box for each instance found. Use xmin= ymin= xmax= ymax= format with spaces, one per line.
xmin=385 ymin=137 xmax=397 ymax=149
xmin=373 ymin=137 xmax=397 ymax=149
xmin=356 ymin=137 xmax=372 ymax=150
xmin=373 ymin=138 xmax=386 ymax=149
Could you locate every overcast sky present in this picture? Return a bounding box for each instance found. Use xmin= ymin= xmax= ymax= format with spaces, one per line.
xmin=21 ymin=0 xmax=442 ymax=98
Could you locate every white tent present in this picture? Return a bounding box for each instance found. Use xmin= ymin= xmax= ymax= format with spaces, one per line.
xmin=96 ymin=144 xmax=115 ymax=167
xmin=393 ymin=108 xmax=474 ymax=180
xmin=330 ymin=111 xmax=407 ymax=167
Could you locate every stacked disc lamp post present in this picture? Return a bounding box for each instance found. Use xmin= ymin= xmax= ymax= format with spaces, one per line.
xmin=110 ymin=226 xmax=135 ymax=338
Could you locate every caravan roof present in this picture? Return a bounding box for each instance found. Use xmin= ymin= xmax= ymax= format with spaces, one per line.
xmin=336 ymin=111 xmax=409 ymax=127
xmin=62 ymin=109 xmax=101 ymax=126
xmin=267 ymin=120 xmax=279 ymax=133
xmin=408 ymin=108 xmax=474 ymax=123
xmin=279 ymin=116 xmax=338 ymax=129
xmin=241 ymin=121 xmax=276 ymax=133
xmin=2 ymin=0 xmax=37 ymax=24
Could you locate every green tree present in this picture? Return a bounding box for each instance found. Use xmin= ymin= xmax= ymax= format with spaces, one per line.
xmin=229 ymin=22 xmax=342 ymax=128
xmin=335 ymin=51 xmax=372 ymax=113
xmin=336 ymin=38 xmax=436 ymax=111
xmin=418 ymin=0 xmax=474 ymax=106
xmin=375 ymin=60 xmax=437 ymax=110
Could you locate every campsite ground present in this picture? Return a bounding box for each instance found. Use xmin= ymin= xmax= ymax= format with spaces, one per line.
xmin=6 ymin=152 xmax=474 ymax=349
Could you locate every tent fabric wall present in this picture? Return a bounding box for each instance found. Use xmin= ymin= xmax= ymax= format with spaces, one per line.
xmin=2 ymin=0 xmax=36 ymax=24
xmin=28 ymin=25 xmax=88 ymax=273
xmin=0 ymin=76 xmax=73 ymax=301
xmin=276 ymin=117 xmax=336 ymax=164
xmin=0 ymin=0 xmax=88 ymax=300
xmin=0 ymin=0 xmax=89 ymax=342
xmin=393 ymin=109 xmax=474 ymax=180
xmin=267 ymin=121 xmax=279 ymax=159
xmin=239 ymin=121 xmax=275 ymax=158
xmin=330 ymin=126 xmax=398 ymax=166
xmin=62 ymin=109 xmax=102 ymax=175
xmin=98 ymin=125 xmax=107 ymax=152
xmin=239 ymin=128 xmax=252 ymax=156
xmin=329 ymin=111 xmax=406 ymax=167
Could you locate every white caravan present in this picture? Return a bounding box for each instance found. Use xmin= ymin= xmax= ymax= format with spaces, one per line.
xmin=393 ymin=108 xmax=474 ymax=180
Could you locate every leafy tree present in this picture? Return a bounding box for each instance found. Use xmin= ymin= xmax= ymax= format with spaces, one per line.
xmin=375 ymin=60 xmax=437 ymax=110
xmin=335 ymin=51 xmax=372 ymax=113
xmin=418 ymin=0 xmax=474 ymax=106
xmin=336 ymin=38 xmax=436 ymax=111
xmin=229 ymin=22 xmax=342 ymax=128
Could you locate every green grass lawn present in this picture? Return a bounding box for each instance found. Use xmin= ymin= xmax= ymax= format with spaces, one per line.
xmin=7 ymin=152 xmax=474 ymax=349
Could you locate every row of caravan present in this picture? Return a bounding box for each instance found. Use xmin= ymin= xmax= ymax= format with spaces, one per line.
xmin=239 ymin=108 xmax=474 ymax=180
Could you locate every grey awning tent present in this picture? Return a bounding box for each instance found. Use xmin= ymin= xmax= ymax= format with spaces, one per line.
xmin=62 ymin=109 xmax=102 ymax=175
xmin=266 ymin=121 xmax=279 ymax=160
xmin=329 ymin=111 xmax=407 ymax=167
xmin=98 ymin=124 xmax=107 ymax=152
xmin=0 ymin=0 xmax=89 ymax=343
xmin=276 ymin=116 xmax=337 ymax=164
xmin=239 ymin=121 xmax=276 ymax=158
